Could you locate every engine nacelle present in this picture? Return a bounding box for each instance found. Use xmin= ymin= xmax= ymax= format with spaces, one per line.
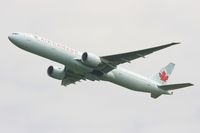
xmin=81 ymin=52 xmax=101 ymax=67
xmin=47 ymin=66 xmax=65 ymax=80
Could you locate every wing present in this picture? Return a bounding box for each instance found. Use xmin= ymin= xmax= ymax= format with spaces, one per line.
xmin=98 ymin=42 xmax=180 ymax=73
xmin=61 ymin=67 xmax=103 ymax=86
xmin=61 ymin=72 xmax=101 ymax=86
xmin=61 ymin=76 xmax=82 ymax=86
xmin=61 ymin=67 xmax=86 ymax=86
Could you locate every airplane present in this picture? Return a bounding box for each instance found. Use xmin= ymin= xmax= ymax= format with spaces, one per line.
xmin=8 ymin=32 xmax=193 ymax=98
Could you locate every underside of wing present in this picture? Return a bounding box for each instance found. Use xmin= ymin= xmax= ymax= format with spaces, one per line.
xmin=97 ymin=42 xmax=180 ymax=73
xmin=61 ymin=77 xmax=82 ymax=86
xmin=61 ymin=67 xmax=86 ymax=86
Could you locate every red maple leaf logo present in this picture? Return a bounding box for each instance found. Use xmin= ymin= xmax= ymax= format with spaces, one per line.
xmin=159 ymin=71 xmax=168 ymax=82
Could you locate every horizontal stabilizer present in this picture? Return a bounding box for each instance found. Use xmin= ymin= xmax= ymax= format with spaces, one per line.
xmin=158 ymin=83 xmax=194 ymax=90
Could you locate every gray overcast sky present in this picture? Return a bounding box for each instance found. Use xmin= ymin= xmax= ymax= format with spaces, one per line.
xmin=0 ymin=0 xmax=199 ymax=133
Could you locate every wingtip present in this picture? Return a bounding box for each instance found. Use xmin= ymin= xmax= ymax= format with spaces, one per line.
xmin=184 ymin=83 xmax=194 ymax=87
xmin=171 ymin=42 xmax=181 ymax=45
xmin=189 ymin=83 xmax=194 ymax=86
xmin=163 ymin=42 xmax=180 ymax=48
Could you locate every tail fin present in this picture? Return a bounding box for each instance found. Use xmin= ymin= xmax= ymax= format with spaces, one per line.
xmin=152 ymin=63 xmax=175 ymax=85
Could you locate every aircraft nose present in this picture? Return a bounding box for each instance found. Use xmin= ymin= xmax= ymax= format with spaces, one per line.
xmin=8 ymin=33 xmax=21 ymax=43
xmin=8 ymin=34 xmax=13 ymax=42
xmin=8 ymin=33 xmax=23 ymax=46
xmin=8 ymin=34 xmax=15 ymax=44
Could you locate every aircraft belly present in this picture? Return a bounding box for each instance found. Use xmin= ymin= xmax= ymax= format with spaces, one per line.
xmin=105 ymin=69 xmax=152 ymax=93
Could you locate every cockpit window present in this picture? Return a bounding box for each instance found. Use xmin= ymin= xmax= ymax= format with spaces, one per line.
xmin=12 ymin=33 xmax=19 ymax=35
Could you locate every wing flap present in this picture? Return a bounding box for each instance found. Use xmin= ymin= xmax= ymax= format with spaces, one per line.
xmin=61 ymin=77 xmax=82 ymax=86
xmin=61 ymin=67 xmax=85 ymax=86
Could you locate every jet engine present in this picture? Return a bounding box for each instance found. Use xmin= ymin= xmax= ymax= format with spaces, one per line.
xmin=47 ymin=66 xmax=65 ymax=80
xmin=81 ymin=52 xmax=101 ymax=67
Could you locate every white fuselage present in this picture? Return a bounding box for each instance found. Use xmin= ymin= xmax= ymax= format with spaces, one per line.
xmin=8 ymin=33 xmax=169 ymax=95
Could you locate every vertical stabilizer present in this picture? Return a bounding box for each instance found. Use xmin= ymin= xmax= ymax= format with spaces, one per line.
xmin=152 ymin=63 xmax=175 ymax=85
